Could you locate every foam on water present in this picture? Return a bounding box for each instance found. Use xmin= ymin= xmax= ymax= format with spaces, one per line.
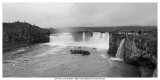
xmin=35 ymin=46 xmax=66 ymax=57
xmin=109 ymin=57 xmax=124 ymax=61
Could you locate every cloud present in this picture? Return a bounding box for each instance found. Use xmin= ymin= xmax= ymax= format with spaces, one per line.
xmin=70 ymin=3 xmax=157 ymax=26
xmin=3 ymin=3 xmax=157 ymax=28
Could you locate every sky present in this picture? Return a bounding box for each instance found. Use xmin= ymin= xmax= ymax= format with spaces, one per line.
xmin=3 ymin=3 xmax=157 ymax=28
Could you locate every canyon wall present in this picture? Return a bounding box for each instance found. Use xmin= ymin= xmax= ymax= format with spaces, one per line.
xmin=123 ymin=34 xmax=157 ymax=77
xmin=107 ymin=30 xmax=157 ymax=77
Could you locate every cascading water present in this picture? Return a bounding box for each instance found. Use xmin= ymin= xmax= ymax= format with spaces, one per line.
xmin=48 ymin=32 xmax=109 ymax=50
xmin=82 ymin=32 xmax=85 ymax=42
xmin=116 ymin=39 xmax=125 ymax=59
xmin=90 ymin=32 xmax=109 ymax=49
xmin=92 ymin=32 xmax=109 ymax=40
xmin=49 ymin=33 xmax=74 ymax=46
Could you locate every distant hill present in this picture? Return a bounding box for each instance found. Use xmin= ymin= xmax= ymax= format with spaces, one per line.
xmin=69 ymin=26 xmax=157 ymax=32
xmin=3 ymin=21 xmax=50 ymax=52
xmin=48 ymin=26 xmax=157 ymax=33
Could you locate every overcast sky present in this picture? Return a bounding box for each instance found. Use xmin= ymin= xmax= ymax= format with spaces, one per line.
xmin=3 ymin=3 xmax=157 ymax=28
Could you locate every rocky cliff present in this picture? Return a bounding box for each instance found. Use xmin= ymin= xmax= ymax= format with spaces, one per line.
xmin=107 ymin=29 xmax=157 ymax=77
xmin=107 ymin=32 xmax=126 ymax=57
xmin=3 ymin=21 xmax=50 ymax=52
xmin=123 ymin=33 xmax=157 ymax=77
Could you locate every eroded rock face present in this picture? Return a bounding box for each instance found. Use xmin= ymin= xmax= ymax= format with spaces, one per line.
xmin=139 ymin=66 xmax=155 ymax=77
xmin=107 ymin=32 xmax=125 ymax=57
xmin=107 ymin=30 xmax=157 ymax=77
xmin=123 ymin=35 xmax=157 ymax=77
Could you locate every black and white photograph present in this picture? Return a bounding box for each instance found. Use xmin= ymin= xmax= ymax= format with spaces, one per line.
xmin=2 ymin=0 xmax=158 ymax=78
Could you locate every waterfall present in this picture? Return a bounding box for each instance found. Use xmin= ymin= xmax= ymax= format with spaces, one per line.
xmin=82 ymin=32 xmax=85 ymax=42
xmin=116 ymin=39 xmax=125 ymax=59
xmin=90 ymin=32 xmax=109 ymax=49
xmin=92 ymin=32 xmax=109 ymax=40
xmin=48 ymin=32 xmax=109 ymax=50
xmin=49 ymin=33 xmax=74 ymax=46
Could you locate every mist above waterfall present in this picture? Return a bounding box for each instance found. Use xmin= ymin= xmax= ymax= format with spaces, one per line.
xmin=48 ymin=32 xmax=109 ymax=50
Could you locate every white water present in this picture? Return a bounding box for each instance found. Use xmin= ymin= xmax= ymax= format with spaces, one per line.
xmin=82 ymin=32 xmax=85 ymax=42
xmin=116 ymin=39 xmax=125 ymax=59
xmin=48 ymin=32 xmax=109 ymax=50
xmin=49 ymin=33 xmax=74 ymax=46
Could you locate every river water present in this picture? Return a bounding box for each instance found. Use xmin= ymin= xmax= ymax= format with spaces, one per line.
xmin=3 ymin=32 xmax=140 ymax=77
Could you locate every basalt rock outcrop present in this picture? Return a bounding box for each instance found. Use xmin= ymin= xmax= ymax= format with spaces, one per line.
xmin=3 ymin=21 xmax=50 ymax=52
xmin=107 ymin=32 xmax=126 ymax=57
xmin=123 ymin=33 xmax=157 ymax=77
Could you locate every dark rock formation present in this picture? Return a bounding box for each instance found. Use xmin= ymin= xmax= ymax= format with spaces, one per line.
xmin=107 ymin=32 xmax=125 ymax=57
xmin=123 ymin=34 xmax=157 ymax=77
xmin=107 ymin=29 xmax=157 ymax=77
xmin=3 ymin=21 xmax=50 ymax=52
xmin=70 ymin=49 xmax=90 ymax=56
